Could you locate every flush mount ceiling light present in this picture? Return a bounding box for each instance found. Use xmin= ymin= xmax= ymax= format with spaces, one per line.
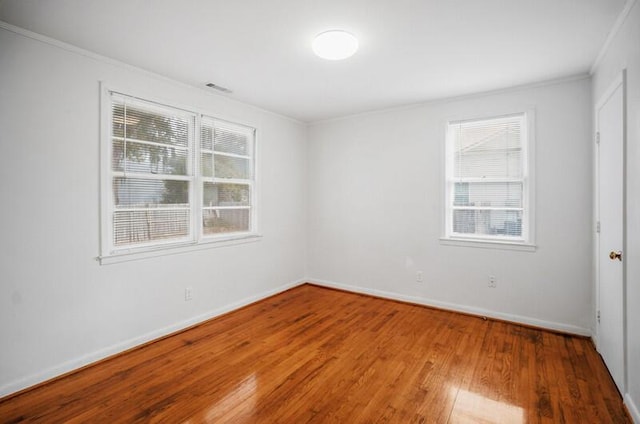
xmin=312 ymin=30 xmax=359 ymax=60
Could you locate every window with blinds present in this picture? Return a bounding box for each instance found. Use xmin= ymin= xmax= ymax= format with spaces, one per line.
xmin=445 ymin=113 xmax=531 ymax=243
xmin=200 ymin=118 xmax=254 ymax=236
xmin=103 ymin=91 xmax=256 ymax=257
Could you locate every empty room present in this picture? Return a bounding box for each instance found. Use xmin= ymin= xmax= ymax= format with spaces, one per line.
xmin=0 ymin=0 xmax=639 ymax=422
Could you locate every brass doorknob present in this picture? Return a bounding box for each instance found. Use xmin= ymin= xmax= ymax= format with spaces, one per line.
xmin=609 ymin=251 xmax=622 ymax=261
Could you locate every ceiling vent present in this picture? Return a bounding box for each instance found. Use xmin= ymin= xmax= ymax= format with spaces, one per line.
xmin=205 ymin=83 xmax=232 ymax=94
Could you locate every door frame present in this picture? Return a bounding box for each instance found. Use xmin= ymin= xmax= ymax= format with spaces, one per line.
xmin=594 ymin=69 xmax=627 ymax=393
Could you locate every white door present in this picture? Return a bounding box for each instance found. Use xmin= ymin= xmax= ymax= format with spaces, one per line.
xmin=596 ymin=73 xmax=625 ymax=393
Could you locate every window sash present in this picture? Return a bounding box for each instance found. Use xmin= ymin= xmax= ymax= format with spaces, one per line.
xmin=109 ymin=95 xmax=196 ymax=251
xmin=199 ymin=117 xmax=255 ymax=239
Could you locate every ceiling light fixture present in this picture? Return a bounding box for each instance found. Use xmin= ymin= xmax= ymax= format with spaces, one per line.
xmin=312 ymin=30 xmax=359 ymax=60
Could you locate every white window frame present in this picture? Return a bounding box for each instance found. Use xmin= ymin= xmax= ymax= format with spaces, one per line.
xmin=99 ymin=84 xmax=260 ymax=264
xmin=199 ymin=117 xmax=258 ymax=242
xmin=441 ymin=110 xmax=536 ymax=251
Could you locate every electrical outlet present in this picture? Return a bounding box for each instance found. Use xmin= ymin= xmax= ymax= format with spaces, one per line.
xmin=488 ymin=276 xmax=496 ymax=288
xmin=185 ymin=287 xmax=193 ymax=301
xmin=416 ymin=271 xmax=424 ymax=282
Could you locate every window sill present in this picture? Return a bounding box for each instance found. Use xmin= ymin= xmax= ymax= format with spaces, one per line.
xmin=439 ymin=237 xmax=536 ymax=252
xmin=98 ymin=234 xmax=263 ymax=265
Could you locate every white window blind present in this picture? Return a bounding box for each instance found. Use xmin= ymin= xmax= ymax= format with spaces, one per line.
xmin=445 ymin=113 xmax=530 ymax=242
xmin=103 ymin=91 xmax=257 ymax=258
xmin=110 ymin=95 xmax=195 ymax=248
xmin=200 ymin=118 xmax=255 ymax=236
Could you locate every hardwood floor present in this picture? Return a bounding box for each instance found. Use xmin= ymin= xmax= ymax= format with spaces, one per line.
xmin=0 ymin=284 xmax=630 ymax=423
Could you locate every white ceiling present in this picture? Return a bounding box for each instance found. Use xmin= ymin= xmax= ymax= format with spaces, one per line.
xmin=0 ymin=0 xmax=627 ymax=122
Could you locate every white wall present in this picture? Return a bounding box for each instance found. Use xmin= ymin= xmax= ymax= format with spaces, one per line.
xmin=592 ymin=0 xmax=640 ymax=420
xmin=308 ymin=77 xmax=593 ymax=335
xmin=0 ymin=11 xmax=624 ymax=408
xmin=0 ymin=26 xmax=307 ymax=396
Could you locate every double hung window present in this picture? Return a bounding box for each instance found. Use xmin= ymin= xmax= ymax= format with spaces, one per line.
xmin=200 ymin=117 xmax=255 ymax=236
xmin=444 ymin=113 xmax=532 ymax=245
xmin=102 ymin=91 xmax=256 ymax=260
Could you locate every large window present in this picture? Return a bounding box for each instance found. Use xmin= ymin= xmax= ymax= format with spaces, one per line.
xmin=102 ymin=91 xmax=256 ymax=260
xmin=444 ymin=113 xmax=533 ymax=245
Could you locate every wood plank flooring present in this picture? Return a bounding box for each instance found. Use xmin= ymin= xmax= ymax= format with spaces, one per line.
xmin=0 ymin=284 xmax=630 ymax=423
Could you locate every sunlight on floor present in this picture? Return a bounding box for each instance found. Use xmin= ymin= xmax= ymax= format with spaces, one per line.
xmin=203 ymin=373 xmax=258 ymax=422
xmin=449 ymin=387 xmax=524 ymax=423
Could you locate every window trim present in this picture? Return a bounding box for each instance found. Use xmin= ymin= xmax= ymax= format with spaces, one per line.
xmin=441 ymin=109 xmax=536 ymax=251
xmin=99 ymin=83 xmax=261 ymax=264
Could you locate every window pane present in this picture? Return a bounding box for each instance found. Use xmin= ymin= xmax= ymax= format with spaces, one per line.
xmin=111 ymin=100 xmax=191 ymax=147
xmin=201 ymin=152 xmax=213 ymax=177
xmin=203 ymin=182 xmax=250 ymax=207
xmin=112 ymin=139 xmax=125 ymax=172
xmin=453 ymin=209 xmax=522 ymax=237
xmin=114 ymin=209 xmax=189 ymax=246
xmin=454 ymin=182 xmax=522 ymax=208
xmin=113 ymin=178 xmax=188 ymax=207
xmin=113 ymin=141 xmax=188 ymax=175
xmin=203 ymin=209 xmax=250 ymax=235
xmin=453 ymin=116 xmax=522 ymax=179
xmin=126 ymin=106 xmax=189 ymax=147
xmin=214 ymin=155 xmax=250 ymax=179
xmin=201 ymin=124 xmax=213 ymax=151
xmin=215 ymin=126 xmax=249 ymax=155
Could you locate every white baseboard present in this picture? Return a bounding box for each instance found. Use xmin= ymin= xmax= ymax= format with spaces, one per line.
xmin=308 ymin=278 xmax=591 ymax=337
xmin=0 ymin=278 xmax=306 ymax=398
xmin=626 ymin=393 xmax=640 ymax=423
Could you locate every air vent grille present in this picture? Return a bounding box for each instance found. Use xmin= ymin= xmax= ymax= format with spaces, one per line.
xmin=205 ymin=83 xmax=232 ymax=94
